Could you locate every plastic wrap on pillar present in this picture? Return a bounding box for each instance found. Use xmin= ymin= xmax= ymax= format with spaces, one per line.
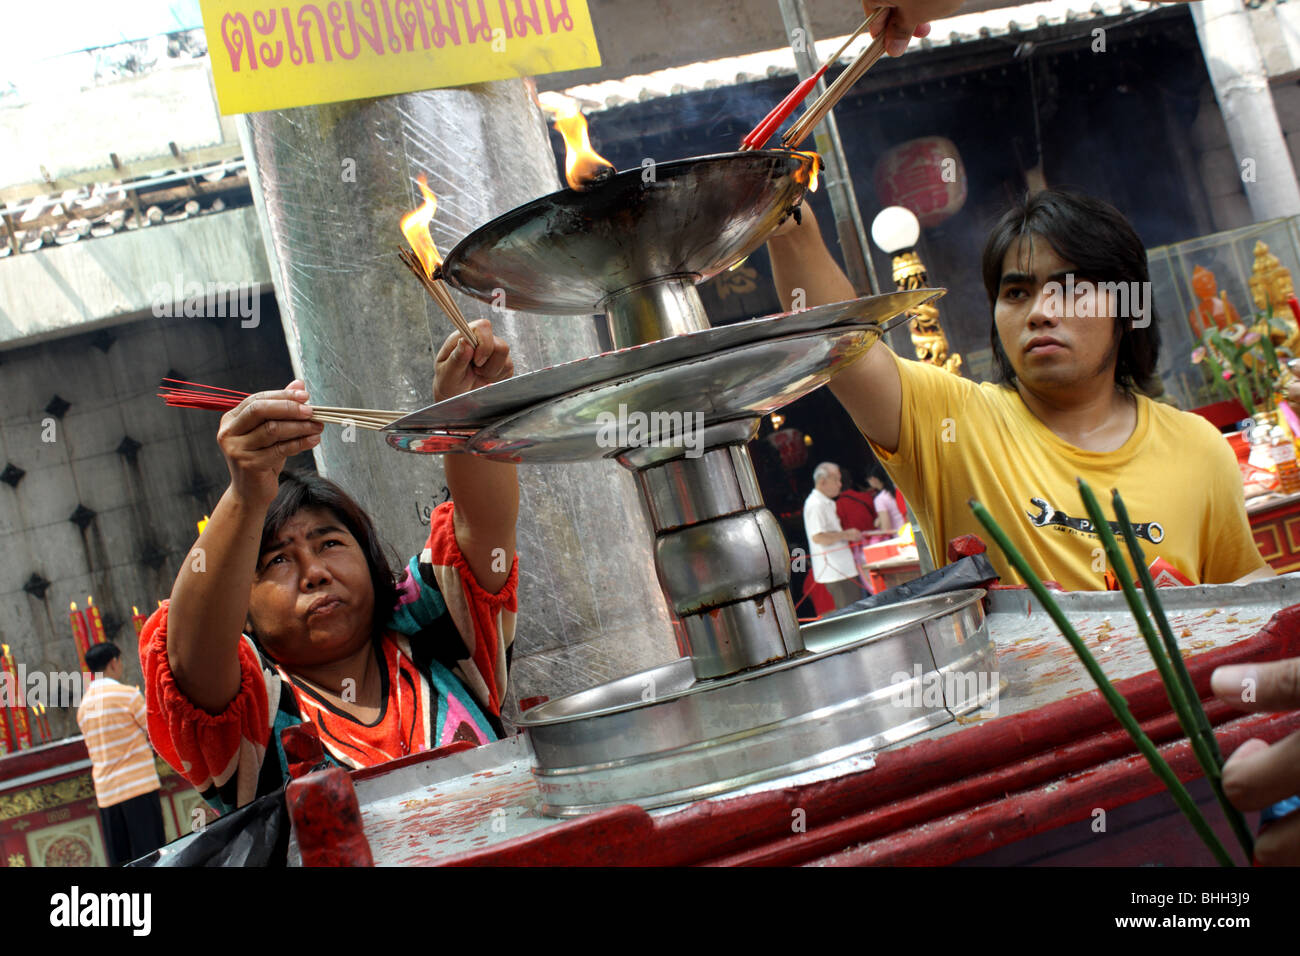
xmin=236 ymin=81 xmax=676 ymax=716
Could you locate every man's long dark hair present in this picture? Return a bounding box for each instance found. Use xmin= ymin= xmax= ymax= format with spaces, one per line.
xmin=980 ymin=188 xmax=1161 ymax=395
xmin=254 ymin=471 xmax=399 ymax=643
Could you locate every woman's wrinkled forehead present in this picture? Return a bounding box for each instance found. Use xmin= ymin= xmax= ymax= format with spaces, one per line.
xmin=260 ymin=505 xmax=350 ymax=558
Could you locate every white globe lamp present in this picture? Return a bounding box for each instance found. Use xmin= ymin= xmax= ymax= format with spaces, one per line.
xmin=870 ymin=206 xmax=921 ymax=255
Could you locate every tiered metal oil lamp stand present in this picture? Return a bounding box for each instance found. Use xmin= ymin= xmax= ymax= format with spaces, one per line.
xmin=386 ymin=151 xmax=995 ymax=816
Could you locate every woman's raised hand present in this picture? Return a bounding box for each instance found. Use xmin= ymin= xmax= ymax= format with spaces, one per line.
xmin=434 ymin=319 xmax=515 ymax=403
xmin=217 ymin=379 xmax=323 ymax=506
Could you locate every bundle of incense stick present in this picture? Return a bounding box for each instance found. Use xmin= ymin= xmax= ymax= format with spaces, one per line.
xmin=970 ymin=483 xmax=1255 ymax=866
xmin=781 ymin=21 xmax=888 ymax=149
xmin=739 ymin=12 xmax=880 ymax=151
xmin=397 ymin=247 xmax=481 ymax=349
xmin=159 ymin=379 xmax=405 ymax=431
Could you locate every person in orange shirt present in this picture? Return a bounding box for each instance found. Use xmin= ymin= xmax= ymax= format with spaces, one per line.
xmin=142 ymin=320 xmax=519 ymax=815
xmin=76 ymin=642 xmax=166 ymax=866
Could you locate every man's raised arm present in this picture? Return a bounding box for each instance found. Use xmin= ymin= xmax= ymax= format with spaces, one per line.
xmin=766 ymin=205 xmax=905 ymax=454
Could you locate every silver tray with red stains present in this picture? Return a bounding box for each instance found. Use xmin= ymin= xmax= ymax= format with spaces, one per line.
xmin=385 ymin=289 xmax=938 ymax=439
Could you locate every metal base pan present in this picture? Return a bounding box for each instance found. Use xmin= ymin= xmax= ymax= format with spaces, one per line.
xmin=386 ymin=290 xmax=940 ymax=434
xmin=518 ymin=589 xmax=995 ymax=817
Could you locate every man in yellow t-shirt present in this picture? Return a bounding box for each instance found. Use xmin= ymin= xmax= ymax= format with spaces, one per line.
xmin=766 ymin=188 xmax=1271 ymax=590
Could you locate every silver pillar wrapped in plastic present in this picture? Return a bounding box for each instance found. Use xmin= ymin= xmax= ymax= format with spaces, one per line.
xmin=236 ymin=82 xmax=676 ymax=717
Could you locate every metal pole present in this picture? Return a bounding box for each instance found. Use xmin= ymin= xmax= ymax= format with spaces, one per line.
xmin=776 ymin=0 xmax=880 ymax=296
xmin=1191 ymin=0 xmax=1300 ymax=221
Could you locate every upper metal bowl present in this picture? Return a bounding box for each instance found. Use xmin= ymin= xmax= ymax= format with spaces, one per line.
xmin=439 ymin=150 xmax=815 ymax=314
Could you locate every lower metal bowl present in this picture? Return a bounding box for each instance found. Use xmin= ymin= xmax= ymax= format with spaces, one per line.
xmin=518 ymin=589 xmax=997 ymax=816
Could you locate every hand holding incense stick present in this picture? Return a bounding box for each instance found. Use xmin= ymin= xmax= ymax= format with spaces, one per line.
xmin=780 ymin=30 xmax=888 ymax=149
xmin=433 ymin=317 xmax=516 ymax=402
xmin=739 ymin=12 xmax=880 ymax=151
xmin=160 ymin=378 xmax=406 ymax=431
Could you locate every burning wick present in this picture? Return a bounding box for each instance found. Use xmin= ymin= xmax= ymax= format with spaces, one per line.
xmin=399 ymin=175 xmax=480 ymax=349
xmin=537 ymin=92 xmax=616 ymax=190
xmin=792 ymin=151 xmax=822 ymax=193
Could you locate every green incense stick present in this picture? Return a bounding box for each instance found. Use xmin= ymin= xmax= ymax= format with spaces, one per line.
xmin=1078 ymin=480 xmax=1209 ymax=740
xmin=1077 ymin=480 xmax=1242 ymax=857
xmin=968 ymin=498 xmax=1234 ymax=867
xmin=1109 ymin=489 xmax=1255 ymax=860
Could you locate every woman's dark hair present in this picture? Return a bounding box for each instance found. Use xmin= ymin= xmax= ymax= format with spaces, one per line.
xmin=981 ymin=188 xmax=1161 ymax=395
xmin=84 ymin=641 xmax=121 ymax=673
xmin=255 ymin=471 xmax=399 ymax=642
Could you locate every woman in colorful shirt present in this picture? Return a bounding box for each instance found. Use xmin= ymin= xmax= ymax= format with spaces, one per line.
xmin=140 ymin=321 xmax=518 ymax=813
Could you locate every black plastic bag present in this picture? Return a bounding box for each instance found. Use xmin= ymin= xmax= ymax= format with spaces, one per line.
xmin=824 ymin=552 xmax=1000 ymax=619
xmin=127 ymin=788 xmax=290 ymax=867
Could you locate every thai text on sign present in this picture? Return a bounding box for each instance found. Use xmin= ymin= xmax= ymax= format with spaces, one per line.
xmin=201 ymin=0 xmax=601 ymax=114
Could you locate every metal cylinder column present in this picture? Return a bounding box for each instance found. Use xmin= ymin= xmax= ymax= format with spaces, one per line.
xmin=602 ymin=276 xmax=710 ymax=349
xmin=620 ymin=421 xmax=804 ymax=679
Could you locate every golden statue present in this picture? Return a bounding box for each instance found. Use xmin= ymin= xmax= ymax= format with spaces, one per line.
xmin=893 ymin=250 xmax=962 ymax=376
xmin=1188 ymin=265 xmax=1240 ymax=337
xmin=910 ymin=302 xmax=962 ymax=375
xmin=1249 ymin=241 xmax=1295 ymax=314
xmin=1247 ymin=241 xmax=1300 ymax=353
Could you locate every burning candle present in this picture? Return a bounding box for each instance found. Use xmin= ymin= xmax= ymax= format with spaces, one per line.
xmin=28 ymin=704 xmax=42 ymax=744
xmin=132 ymin=605 xmax=147 ymax=638
xmin=0 ymin=706 xmax=12 ymax=757
xmin=70 ymin=601 xmax=91 ymax=665
xmin=34 ymin=703 xmax=51 ymax=743
xmin=0 ymin=646 xmax=14 ymax=756
xmin=85 ymin=596 xmax=108 ymax=646
xmin=1 ymin=646 xmax=31 ymax=751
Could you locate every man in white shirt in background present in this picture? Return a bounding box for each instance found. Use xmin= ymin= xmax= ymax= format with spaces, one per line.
xmin=803 ymin=462 xmax=865 ymax=610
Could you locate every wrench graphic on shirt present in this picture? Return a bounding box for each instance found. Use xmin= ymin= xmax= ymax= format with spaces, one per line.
xmin=1026 ymin=497 xmax=1164 ymax=544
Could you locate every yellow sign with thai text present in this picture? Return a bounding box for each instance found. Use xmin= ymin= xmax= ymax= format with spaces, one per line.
xmin=200 ymin=0 xmax=601 ymax=114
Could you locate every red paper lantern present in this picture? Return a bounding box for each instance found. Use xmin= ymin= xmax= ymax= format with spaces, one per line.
xmin=766 ymin=428 xmax=808 ymax=471
xmin=873 ymin=137 xmax=967 ymax=229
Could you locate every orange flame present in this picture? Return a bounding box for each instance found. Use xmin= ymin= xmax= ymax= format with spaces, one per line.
xmin=538 ymin=92 xmax=615 ymax=190
xmin=400 ymin=174 xmax=442 ymax=277
xmin=793 ymin=151 xmax=822 ymax=193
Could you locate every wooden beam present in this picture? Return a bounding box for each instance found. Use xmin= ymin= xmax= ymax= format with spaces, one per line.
xmin=0 ymin=141 xmax=243 ymax=206
xmin=10 ymin=176 xmax=249 ymax=235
